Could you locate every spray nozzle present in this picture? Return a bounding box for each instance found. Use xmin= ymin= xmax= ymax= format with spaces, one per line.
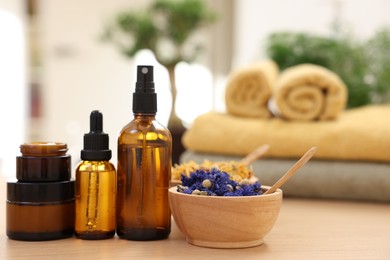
xmin=136 ymin=66 xmax=155 ymax=92
xmin=133 ymin=65 xmax=157 ymax=113
xmin=81 ymin=110 xmax=112 ymax=161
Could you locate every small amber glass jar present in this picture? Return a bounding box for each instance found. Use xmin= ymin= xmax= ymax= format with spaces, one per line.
xmin=7 ymin=181 xmax=75 ymax=241
xmin=6 ymin=142 xmax=75 ymax=241
xmin=16 ymin=142 xmax=71 ymax=182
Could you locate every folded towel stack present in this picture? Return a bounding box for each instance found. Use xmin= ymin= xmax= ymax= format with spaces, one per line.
xmin=225 ymin=60 xmax=279 ymax=118
xmin=182 ymin=105 xmax=390 ymax=163
xmin=273 ymin=64 xmax=348 ymax=121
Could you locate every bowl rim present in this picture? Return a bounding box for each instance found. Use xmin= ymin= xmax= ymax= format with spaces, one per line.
xmin=168 ymin=185 xmax=282 ymax=199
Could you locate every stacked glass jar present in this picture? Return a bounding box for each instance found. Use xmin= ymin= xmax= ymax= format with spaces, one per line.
xmin=6 ymin=142 xmax=75 ymax=241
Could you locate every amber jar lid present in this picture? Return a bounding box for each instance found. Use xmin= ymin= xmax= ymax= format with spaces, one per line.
xmin=20 ymin=142 xmax=68 ymax=157
xmin=7 ymin=180 xmax=75 ymax=203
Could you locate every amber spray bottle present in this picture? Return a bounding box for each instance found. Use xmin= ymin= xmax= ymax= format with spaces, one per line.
xmin=117 ymin=65 xmax=172 ymax=240
xmin=75 ymin=110 xmax=116 ymax=239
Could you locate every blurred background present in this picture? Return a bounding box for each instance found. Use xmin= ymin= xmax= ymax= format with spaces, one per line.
xmin=1 ymin=0 xmax=390 ymax=177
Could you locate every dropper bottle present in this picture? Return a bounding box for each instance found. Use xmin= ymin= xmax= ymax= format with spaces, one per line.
xmin=75 ymin=110 xmax=116 ymax=239
xmin=117 ymin=65 xmax=172 ymax=240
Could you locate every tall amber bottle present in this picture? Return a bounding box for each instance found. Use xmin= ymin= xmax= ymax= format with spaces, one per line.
xmin=117 ymin=65 xmax=172 ymax=240
xmin=75 ymin=110 xmax=116 ymax=240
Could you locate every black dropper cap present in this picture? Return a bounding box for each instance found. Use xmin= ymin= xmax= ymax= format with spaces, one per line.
xmin=132 ymin=65 xmax=157 ymax=114
xmin=80 ymin=110 xmax=112 ymax=161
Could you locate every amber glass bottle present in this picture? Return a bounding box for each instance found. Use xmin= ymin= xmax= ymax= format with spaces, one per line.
xmin=117 ymin=65 xmax=172 ymax=240
xmin=75 ymin=110 xmax=116 ymax=240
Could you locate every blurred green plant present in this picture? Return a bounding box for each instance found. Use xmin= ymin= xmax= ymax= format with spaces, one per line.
xmin=365 ymin=29 xmax=390 ymax=103
xmin=266 ymin=28 xmax=390 ymax=108
xmin=102 ymin=0 xmax=216 ymax=130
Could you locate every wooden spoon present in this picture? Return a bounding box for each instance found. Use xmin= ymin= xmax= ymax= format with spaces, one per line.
xmin=264 ymin=147 xmax=317 ymax=195
xmin=241 ymin=144 xmax=270 ymax=165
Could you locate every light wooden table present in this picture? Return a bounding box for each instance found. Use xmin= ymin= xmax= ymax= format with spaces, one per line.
xmin=1 ymin=176 xmax=389 ymax=260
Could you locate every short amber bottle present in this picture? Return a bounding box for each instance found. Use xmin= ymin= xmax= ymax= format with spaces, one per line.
xmin=6 ymin=142 xmax=75 ymax=241
xmin=75 ymin=110 xmax=116 ymax=240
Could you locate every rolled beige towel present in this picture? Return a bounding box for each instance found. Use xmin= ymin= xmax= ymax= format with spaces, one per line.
xmin=273 ymin=64 xmax=348 ymax=121
xmin=225 ymin=60 xmax=279 ymax=118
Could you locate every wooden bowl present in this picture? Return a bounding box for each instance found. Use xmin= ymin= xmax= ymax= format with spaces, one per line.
xmin=170 ymin=179 xmax=181 ymax=188
xmin=168 ymin=185 xmax=283 ymax=248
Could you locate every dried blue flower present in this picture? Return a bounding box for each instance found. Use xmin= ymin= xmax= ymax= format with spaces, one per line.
xmin=177 ymin=168 xmax=262 ymax=197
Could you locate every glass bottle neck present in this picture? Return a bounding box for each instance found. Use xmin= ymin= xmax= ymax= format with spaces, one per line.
xmin=134 ymin=113 xmax=156 ymax=120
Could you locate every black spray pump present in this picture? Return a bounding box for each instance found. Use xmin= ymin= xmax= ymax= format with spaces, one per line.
xmin=81 ymin=110 xmax=112 ymax=161
xmin=132 ymin=65 xmax=157 ymax=114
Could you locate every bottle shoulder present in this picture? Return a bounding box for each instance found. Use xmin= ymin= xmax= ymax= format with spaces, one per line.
xmin=118 ymin=117 xmax=171 ymax=144
xmin=76 ymin=160 xmax=116 ymax=172
xmin=120 ymin=117 xmax=169 ymax=131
